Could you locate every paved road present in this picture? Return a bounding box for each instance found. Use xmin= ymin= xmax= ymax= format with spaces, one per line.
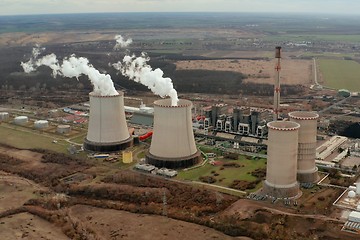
xmin=319 ymin=96 xmax=351 ymax=114
xmin=313 ymin=58 xmax=320 ymax=86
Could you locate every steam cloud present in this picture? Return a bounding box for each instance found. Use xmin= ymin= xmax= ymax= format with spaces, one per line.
xmin=114 ymin=35 xmax=133 ymax=49
xmin=113 ymin=53 xmax=178 ymax=106
xmin=21 ymin=46 xmax=118 ymax=96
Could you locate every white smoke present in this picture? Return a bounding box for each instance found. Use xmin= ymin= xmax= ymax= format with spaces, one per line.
xmin=113 ymin=52 xmax=178 ymax=106
xmin=114 ymin=35 xmax=133 ymax=49
xmin=21 ymin=47 xmax=118 ymax=96
xmin=20 ymin=45 xmax=45 ymax=73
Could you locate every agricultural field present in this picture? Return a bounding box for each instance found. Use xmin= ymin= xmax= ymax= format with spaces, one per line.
xmin=175 ymin=59 xmax=313 ymax=85
xmin=265 ymin=34 xmax=360 ymax=43
xmin=177 ymin=155 xmax=266 ymax=192
xmin=318 ymin=59 xmax=360 ymax=91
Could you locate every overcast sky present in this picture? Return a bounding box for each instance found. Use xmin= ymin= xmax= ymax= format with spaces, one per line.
xmin=0 ymin=0 xmax=359 ymax=16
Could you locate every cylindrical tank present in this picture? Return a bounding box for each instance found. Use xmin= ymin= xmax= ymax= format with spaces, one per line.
xmin=34 ymin=120 xmax=49 ymax=129
xmin=289 ymin=111 xmax=320 ymax=183
xmin=348 ymin=190 xmax=356 ymax=198
xmin=146 ymin=99 xmax=201 ymax=169
xmin=14 ymin=116 xmax=28 ymax=125
xmin=57 ymin=125 xmax=71 ymax=134
xmin=263 ymin=121 xmax=300 ymax=199
xmin=84 ymin=91 xmax=132 ymax=152
xmin=0 ymin=112 xmax=9 ymax=121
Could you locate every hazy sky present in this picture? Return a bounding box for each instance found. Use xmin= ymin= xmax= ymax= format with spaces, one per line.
xmin=0 ymin=0 xmax=359 ymax=16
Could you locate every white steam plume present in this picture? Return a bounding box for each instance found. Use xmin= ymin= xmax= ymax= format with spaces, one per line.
xmin=114 ymin=35 xmax=133 ymax=49
xmin=113 ymin=52 xmax=178 ymax=106
xmin=21 ymin=47 xmax=118 ymax=96
xmin=20 ymin=45 xmax=45 ymax=73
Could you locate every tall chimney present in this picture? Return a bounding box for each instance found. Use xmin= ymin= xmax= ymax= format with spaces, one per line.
xmin=274 ymin=46 xmax=282 ymax=121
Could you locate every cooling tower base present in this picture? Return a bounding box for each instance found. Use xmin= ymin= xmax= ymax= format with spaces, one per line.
xmin=145 ymin=150 xmax=201 ymax=169
xmin=262 ymin=181 xmax=300 ymax=199
xmin=83 ymin=137 xmax=133 ymax=152
xmin=297 ymin=169 xmax=320 ymax=184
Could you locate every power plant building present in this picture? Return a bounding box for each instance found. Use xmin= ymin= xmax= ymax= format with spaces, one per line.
xmin=84 ymin=91 xmax=133 ymax=152
xmin=263 ymin=121 xmax=300 ymax=199
xmin=146 ymin=99 xmax=201 ymax=169
xmin=204 ymin=105 xmax=269 ymax=138
xmin=289 ymin=111 xmax=320 ymax=183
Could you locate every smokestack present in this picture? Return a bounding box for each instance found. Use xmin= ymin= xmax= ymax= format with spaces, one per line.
xmin=263 ymin=121 xmax=300 ymax=199
xmin=84 ymin=91 xmax=133 ymax=152
xmin=273 ymin=46 xmax=282 ymax=121
xmin=289 ymin=111 xmax=320 ymax=183
xmin=146 ymin=99 xmax=201 ymax=169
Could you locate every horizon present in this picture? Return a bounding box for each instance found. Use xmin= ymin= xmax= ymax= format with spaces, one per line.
xmin=1 ymin=11 xmax=360 ymax=18
xmin=1 ymin=0 xmax=360 ymax=16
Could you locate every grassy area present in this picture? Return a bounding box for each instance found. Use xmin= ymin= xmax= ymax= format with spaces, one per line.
xmin=177 ymin=155 xmax=266 ymax=192
xmin=318 ymin=59 xmax=360 ymax=91
xmin=300 ymin=52 xmax=357 ymax=58
xmin=70 ymin=133 xmax=87 ymax=144
xmin=265 ymin=34 xmax=360 ymax=43
xmin=0 ymin=124 xmax=69 ymax=153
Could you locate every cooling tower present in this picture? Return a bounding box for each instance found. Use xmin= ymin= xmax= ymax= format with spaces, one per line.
xmin=146 ymin=99 xmax=201 ymax=169
xmin=263 ymin=121 xmax=300 ymax=199
xmin=289 ymin=111 xmax=320 ymax=183
xmin=84 ymin=91 xmax=132 ymax=152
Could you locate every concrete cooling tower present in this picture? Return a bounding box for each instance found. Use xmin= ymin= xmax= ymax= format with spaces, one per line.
xmin=84 ymin=91 xmax=132 ymax=152
xmin=263 ymin=121 xmax=300 ymax=199
xmin=289 ymin=111 xmax=320 ymax=183
xmin=146 ymin=99 xmax=201 ymax=169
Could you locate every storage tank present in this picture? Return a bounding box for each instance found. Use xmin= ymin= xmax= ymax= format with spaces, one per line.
xmin=348 ymin=190 xmax=356 ymax=198
xmin=263 ymin=121 xmax=300 ymax=199
xmin=0 ymin=112 xmax=9 ymax=121
xmin=14 ymin=116 xmax=28 ymax=125
xmin=83 ymin=91 xmax=132 ymax=152
xmin=289 ymin=111 xmax=319 ymax=183
xmin=57 ymin=125 xmax=71 ymax=134
xmin=34 ymin=120 xmax=49 ymax=129
xmin=146 ymin=99 xmax=201 ymax=169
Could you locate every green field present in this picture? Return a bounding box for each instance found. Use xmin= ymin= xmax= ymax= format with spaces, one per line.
xmin=177 ymin=155 xmax=266 ymax=192
xmin=0 ymin=124 xmax=69 ymax=153
xmin=318 ymin=59 xmax=360 ymax=91
xmin=70 ymin=133 xmax=87 ymax=144
xmin=265 ymin=34 xmax=360 ymax=43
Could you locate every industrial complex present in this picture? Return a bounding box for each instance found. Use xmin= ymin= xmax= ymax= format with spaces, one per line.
xmin=0 ymin=25 xmax=359 ymax=239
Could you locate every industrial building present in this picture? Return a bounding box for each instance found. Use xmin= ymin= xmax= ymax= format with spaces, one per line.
xmin=146 ymin=99 xmax=201 ymax=169
xmin=203 ymin=105 xmax=270 ymax=138
xmin=289 ymin=111 xmax=320 ymax=183
xmin=316 ymin=136 xmax=348 ymax=160
xmin=349 ymin=211 xmax=360 ymax=223
xmin=84 ymin=91 xmax=133 ymax=152
xmin=263 ymin=121 xmax=301 ymax=199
